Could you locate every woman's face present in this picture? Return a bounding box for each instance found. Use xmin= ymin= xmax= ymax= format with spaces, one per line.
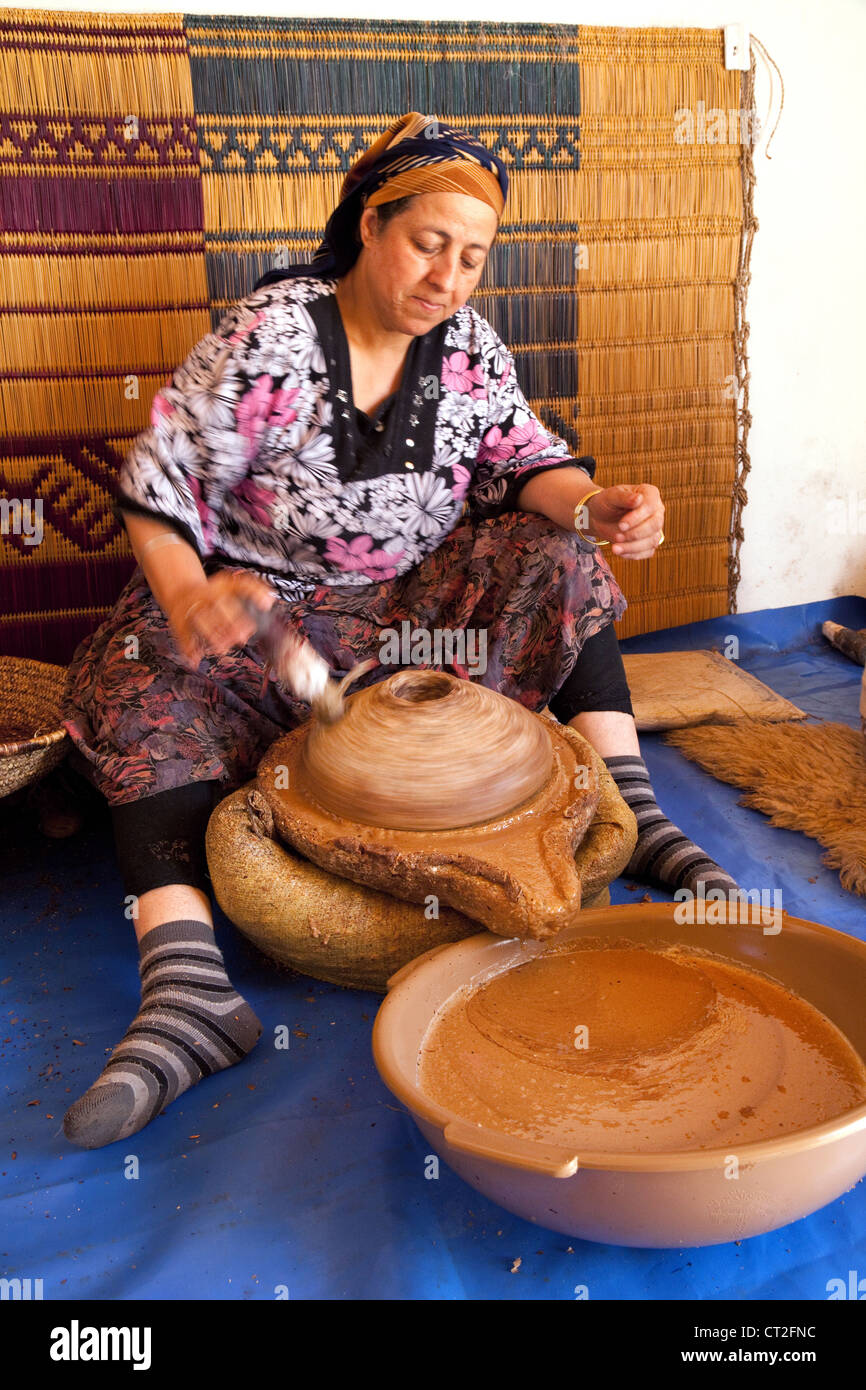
xmin=356 ymin=190 xmax=499 ymax=337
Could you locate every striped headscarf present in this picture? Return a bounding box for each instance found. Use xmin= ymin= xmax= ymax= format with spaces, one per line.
xmin=255 ymin=112 xmax=507 ymax=289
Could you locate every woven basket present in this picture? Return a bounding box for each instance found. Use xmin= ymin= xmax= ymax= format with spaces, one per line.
xmin=0 ymin=657 xmax=69 ymax=798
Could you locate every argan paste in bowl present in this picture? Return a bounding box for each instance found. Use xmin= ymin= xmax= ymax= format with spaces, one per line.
xmin=418 ymin=942 xmax=866 ymax=1154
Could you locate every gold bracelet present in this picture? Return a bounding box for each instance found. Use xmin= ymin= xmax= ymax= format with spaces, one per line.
xmin=573 ymin=489 xmax=610 ymax=546
xmin=141 ymin=532 xmax=184 ymax=559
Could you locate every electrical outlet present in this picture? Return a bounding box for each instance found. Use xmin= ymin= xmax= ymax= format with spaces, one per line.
xmin=725 ymin=23 xmax=750 ymax=70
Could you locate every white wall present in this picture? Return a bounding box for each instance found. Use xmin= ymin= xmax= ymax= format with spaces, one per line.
xmin=39 ymin=0 xmax=866 ymax=613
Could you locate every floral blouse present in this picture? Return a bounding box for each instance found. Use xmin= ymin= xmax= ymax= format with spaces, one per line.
xmin=116 ymin=274 xmax=594 ymax=604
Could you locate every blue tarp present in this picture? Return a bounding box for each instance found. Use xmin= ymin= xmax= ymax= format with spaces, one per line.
xmin=2 ymin=595 xmax=865 ymax=1300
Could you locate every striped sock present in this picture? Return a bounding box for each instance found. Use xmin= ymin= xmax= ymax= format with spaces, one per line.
xmin=63 ymin=920 xmax=262 ymax=1150
xmin=604 ymin=754 xmax=740 ymax=895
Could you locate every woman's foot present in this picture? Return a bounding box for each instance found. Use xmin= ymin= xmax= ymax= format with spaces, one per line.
xmin=63 ymin=919 xmax=262 ymax=1149
xmin=604 ymin=754 xmax=739 ymax=896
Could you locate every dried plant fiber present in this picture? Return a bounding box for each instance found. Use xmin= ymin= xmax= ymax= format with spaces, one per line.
xmin=664 ymin=720 xmax=866 ymax=897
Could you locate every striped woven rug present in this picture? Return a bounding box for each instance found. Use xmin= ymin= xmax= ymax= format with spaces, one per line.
xmin=0 ymin=13 xmax=755 ymax=662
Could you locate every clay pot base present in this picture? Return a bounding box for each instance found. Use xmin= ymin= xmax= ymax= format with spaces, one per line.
xmin=205 ymin=752 xmax=632 ymax=992
xmin=257 ymin=692 xmax=602 ymax=941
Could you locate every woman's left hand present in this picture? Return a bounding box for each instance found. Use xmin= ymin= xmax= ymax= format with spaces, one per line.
xmin=585 ymin=484 xmax=665 ymax=559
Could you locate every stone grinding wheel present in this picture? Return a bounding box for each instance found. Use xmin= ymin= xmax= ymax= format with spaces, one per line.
xmin=206 ymin=734 xmax=638 ymax=993
xmin=299 ymin=667 xmax=555 ymax=831
xmin=255 ymin=671 xmax=607 ymax=941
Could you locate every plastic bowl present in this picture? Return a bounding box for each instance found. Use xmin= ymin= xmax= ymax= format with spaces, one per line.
xmin=371 ymin=904 xmax=866 ymax=1247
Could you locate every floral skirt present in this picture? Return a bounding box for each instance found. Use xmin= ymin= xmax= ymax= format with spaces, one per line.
xmin=61 ymin=511 xmax=627 ymax=806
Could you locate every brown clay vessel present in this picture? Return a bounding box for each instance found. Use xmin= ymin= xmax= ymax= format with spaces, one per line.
xmin=205 ymin=742 xmax=636 ymax=991
xmin=373 ymin=904 xmax=866 ymax=1246
xmin=256 ymin=670 xmax=601 ymax=940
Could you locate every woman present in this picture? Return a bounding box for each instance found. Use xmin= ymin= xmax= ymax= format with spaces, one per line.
xmin=60 ymin=112 xmax=737 ymax=1150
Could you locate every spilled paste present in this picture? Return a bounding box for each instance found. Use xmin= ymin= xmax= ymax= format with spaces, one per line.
xmin=417 ymin=943 xmax=866 ymax=1152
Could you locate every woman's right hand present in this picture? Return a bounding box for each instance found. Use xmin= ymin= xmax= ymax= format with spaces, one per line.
xmin=585 ymin=484 xmax=665 ymax=559
xmin=167 ymin=571 xmax=277 ymax=663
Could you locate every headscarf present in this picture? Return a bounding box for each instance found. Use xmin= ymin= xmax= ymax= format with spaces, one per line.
xmin=254 ymin=112 xmax=507 ymax=290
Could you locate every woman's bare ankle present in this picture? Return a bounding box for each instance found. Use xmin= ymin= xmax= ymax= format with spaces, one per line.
xmin=132 ymin=884 xmax=212 ymax=942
